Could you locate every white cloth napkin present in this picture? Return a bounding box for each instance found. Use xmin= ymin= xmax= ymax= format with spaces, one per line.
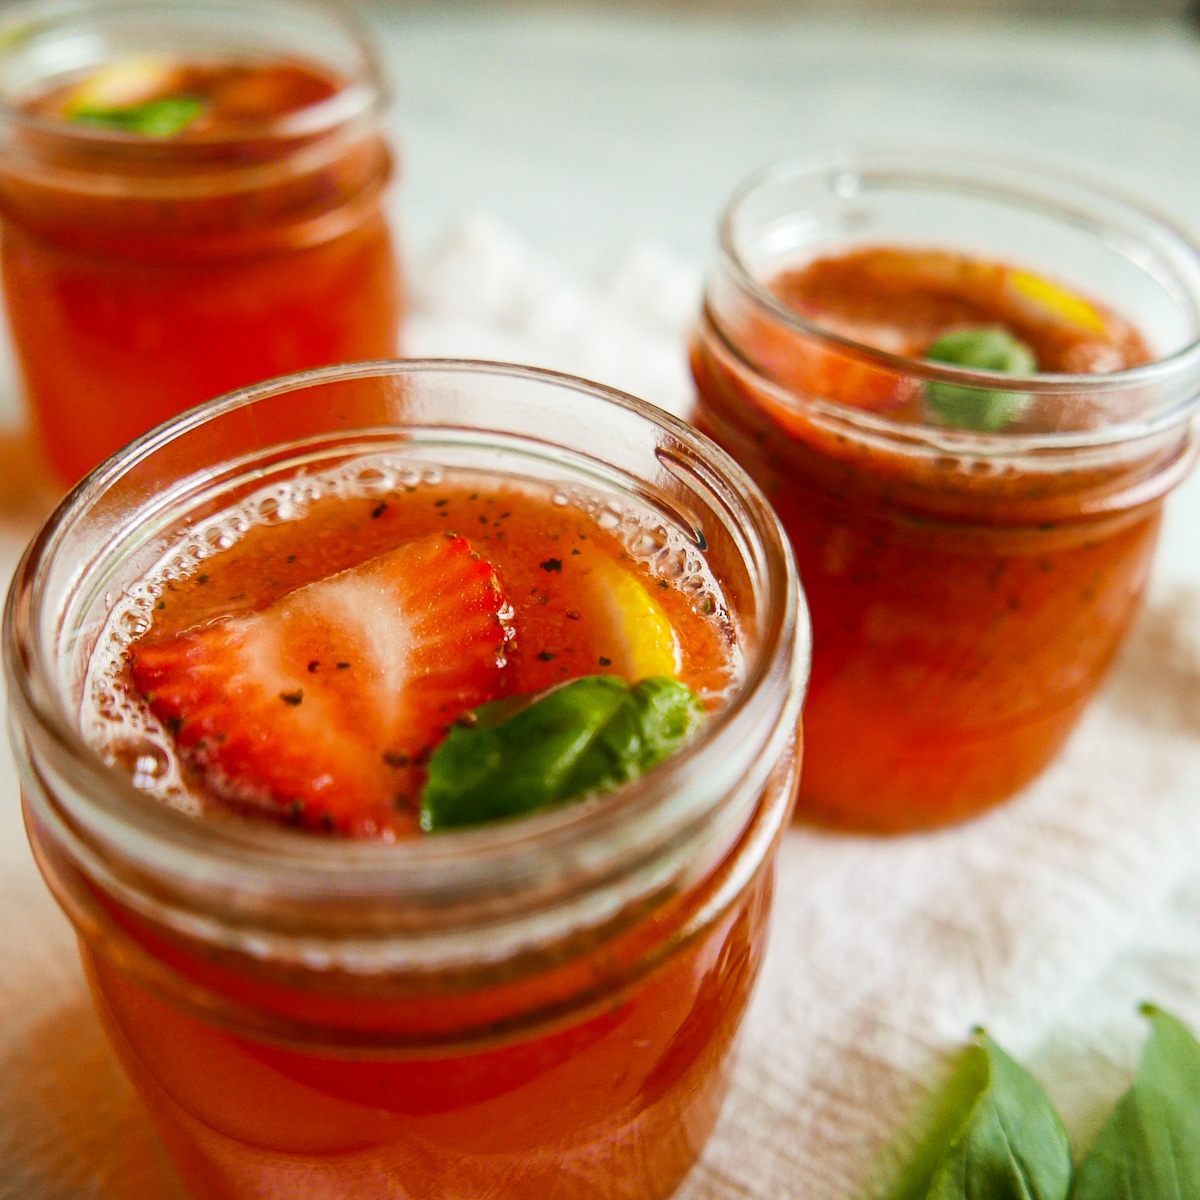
xmin=1 ymin=218 xmax=1199 ymax=1199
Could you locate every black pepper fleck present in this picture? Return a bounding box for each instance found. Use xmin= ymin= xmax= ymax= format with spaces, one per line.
xmin=371 ymin=502 xmax=388 ymax=519
xmin=540 ymin=558 xmax=563 ymax=573
xmin=280 ymin=690 xmax=304 ymax=706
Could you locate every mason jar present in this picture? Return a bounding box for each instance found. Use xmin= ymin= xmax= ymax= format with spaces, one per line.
xmin=691 ymin=147 xmax=1200 ymax=832
xmin=5 ymin=360 xmax=808 ymax=1200
xmin=0 ymin=0 xmax=401 ymax=485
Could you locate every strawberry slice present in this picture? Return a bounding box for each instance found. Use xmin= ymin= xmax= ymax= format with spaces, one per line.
xmin=129 ymin=534 xmax=511 ymax=839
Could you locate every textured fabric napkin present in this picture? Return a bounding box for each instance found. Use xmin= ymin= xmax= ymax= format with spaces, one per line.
xmin=1 ymin=218 xmax=1199 ymax=1199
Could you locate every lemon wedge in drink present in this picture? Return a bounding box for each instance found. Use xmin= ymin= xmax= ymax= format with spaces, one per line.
xmin=1009 ymin=269 xmax=1107 ymax=335
xmin=64 ymin=55 xmax=178 ymax=116
xmin=583 ymin=556 xmax=680 ymax=679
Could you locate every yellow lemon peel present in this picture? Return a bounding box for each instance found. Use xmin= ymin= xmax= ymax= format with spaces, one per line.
xmin=1009 ymin=269 xmax=1107 ymax=335
xmin=585 ymin=556 xmax=680 ymax=679
xmin=64 ymin=55 xmax=178 ymax=115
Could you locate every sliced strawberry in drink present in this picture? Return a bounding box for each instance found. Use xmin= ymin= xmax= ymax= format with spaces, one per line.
xmin=130 ymin=534 xmax=511 ymax=839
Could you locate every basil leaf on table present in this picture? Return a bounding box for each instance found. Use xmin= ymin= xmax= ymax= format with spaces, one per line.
xmin=1072 ymin=1005 xmax=1200 ymax=1200
xmin=420 ymin=675 xmax=706 ymax=831
xmin=875 ymin=1030 xmax=1072 ymax=1200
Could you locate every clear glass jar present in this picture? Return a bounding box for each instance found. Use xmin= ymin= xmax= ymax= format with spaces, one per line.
xmin=4 ymin=360 xmax=808 ymax=1200
xmin=691 ymin=147 xmax=1200 ymax=832
xmin=0 ymin=0 xmax=401 ymax=486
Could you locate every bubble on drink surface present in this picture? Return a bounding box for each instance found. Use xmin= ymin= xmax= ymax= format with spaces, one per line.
xmin=83 ymin=451 xmax=742 ymax=806
xmin=352 ymin=464 xmax=398 ymax=496
xmin=201 ymin=528 xmax=226 ymax=552
xmin=630 ymin=526 xmax=669 ymax=558
xmin=252 ymin=487 xmax=306 ymax=525
xmin=108 ymin=741 xmax=171 ymax=790
xmin=655 ymin=548 xmax=688 ymax=580
xmin=81 ymin=668 xmax=197 ymax=814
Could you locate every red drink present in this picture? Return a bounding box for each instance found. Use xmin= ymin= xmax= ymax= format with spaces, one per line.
xmin=692 ymin=151 xmax=1200 ymax=831
xmin=118 ymin=477 xmax=736 ymax=836
xmin=7 ymin=362 xmax=808 ymax=1199
xmin=0 ymin=0 xmax=400 ymax=485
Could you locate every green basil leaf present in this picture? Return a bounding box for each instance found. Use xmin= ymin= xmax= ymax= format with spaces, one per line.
xmin=72 ymin=96 xmax=206 ymax=138
xmin=420 ymin=675 xmax=706 ymax=831
xmin=874 ymin=1030 xmax=1072 ymax=1200
xmin=1072 ymin=1005 xmax=1200 ymax=1200
xmin=925 ymin=328 xmax=1037 ymax=432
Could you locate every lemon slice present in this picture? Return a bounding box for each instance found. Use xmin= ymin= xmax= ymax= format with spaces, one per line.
xmin=1009 ymin=269 xmax=1107 ymax=335
xmin=64 ymin=55 xmax=178 ymax=115
xmin=583 ymin=556 xmax=680 ymax=679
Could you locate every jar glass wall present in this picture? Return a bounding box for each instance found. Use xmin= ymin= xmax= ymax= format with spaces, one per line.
xmin=691 ymin=147 xmax=1200 ymax=832
xmin=4 ymin=360 xmax=808 ymax=1199
xmin=0 ymin=0 xmax=401 ymax=485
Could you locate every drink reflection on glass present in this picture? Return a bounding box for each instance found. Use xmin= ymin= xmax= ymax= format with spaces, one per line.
xmin=0 ymin=0 xmax=402 ymax=485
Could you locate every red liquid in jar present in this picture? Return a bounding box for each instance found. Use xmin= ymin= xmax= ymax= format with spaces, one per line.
xmin=63 ymin=462 xmax=787 ymax=1200
xmin=1 ymin=58 xmax=401 ymax=484
xmin=693 ymin=246 xmax=1184 ymax=831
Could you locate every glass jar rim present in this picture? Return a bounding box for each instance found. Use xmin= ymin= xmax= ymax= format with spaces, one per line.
xmin=0 ymin=0 xmax=388 ymax=149
xmin=715 ymin=144 xmax=1200 ymax=451
xmin=5 ymin=359 xmax=808 ymax=962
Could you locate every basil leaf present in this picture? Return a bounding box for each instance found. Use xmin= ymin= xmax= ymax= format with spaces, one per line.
xmin=875 ymin=1030 xmax=1072 ymax=1200
xmin=925 ymin=328 xmax=1037 ymax=432
xmin=420 ymin=675 xmax=706 ymax=831
xmin=72 ymin=96 xmax=206 ymax=138
xmin=1072 ymin=1005 xmax=1200 ymax=1200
